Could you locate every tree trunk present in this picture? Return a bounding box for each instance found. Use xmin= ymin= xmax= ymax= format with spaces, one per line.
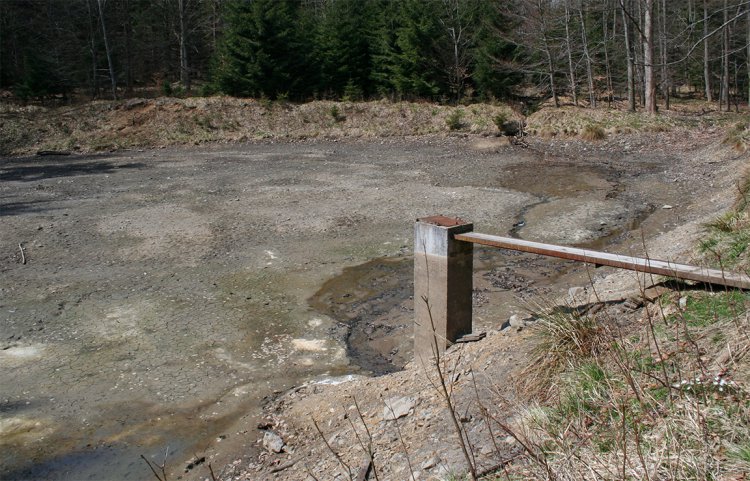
xmin=722 ymin=0 xmax=730 ymax=111
xmin=123 ymin=0 xmax=133 ymax=95
xmin=543 ymin=34 xmax=559 ymax=107
xmin=545 ymin=47 xmax=560 ymax=107
xmin=643 ymin=0 xmax=656 ymax=114
xmin=747 ymin=3 xmax=750 ymax=106
xmin=621 ymin=0 xmax=636 ymax=111
xmin=96 ymin=0 xmax=117 ymax=100
xmin=579 ymin=2 xmax=596 ymax=107
xmin=86 ymin=0 xmax=100 ymax=98
xmin=659 ymin=0 xmax=669 ymax=110
xmin=635 ymin=0 xmax=645 ymax=107
xmin=211 ymin=0 xmax=221 ymax=50
xmin=538 ymin=1 xmax=559 ymax=107
xmin=602 ymin=4 xmax=614 ymax=107
xmin=0 ymin=7 xmax=3 ymax=88
xmin=564 ymin=0 xmax=578 ymax=106
xmin=704 ymin=0 xmax=713 ymax=102
xmin=178 ymin=0 xmax=190 ymax=91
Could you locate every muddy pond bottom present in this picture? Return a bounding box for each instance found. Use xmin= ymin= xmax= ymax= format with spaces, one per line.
xmin=0 ymin=139 xmax=668 ymax=480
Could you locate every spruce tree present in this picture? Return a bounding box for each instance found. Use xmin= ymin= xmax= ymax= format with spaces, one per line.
xmin=313 ymin=0 xmax=377 ymax=99
xmin=472 ymin=2 xmax=520 ymax=100
xmin=213 ymin=0 xmax=311 ymax=99
xmin=392 ymin=0 xmax=445 ymax=99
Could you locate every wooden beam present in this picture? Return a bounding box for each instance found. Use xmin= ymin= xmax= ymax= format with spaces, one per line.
xmin=454 ymin=232 xmax=750 ymax=290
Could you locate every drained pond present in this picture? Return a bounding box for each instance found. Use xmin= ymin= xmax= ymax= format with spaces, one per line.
xmin=0 ymin=137 xmax=690 ymax=480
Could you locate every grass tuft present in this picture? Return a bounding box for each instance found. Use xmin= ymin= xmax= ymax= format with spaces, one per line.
xmin=524 ymin=307 xmax=611 ymax=397
xmin=699 ymin=174 xmax=750 ymax=270
xmin=580 ymin=123 xmax=606 ymax=140
xmin=495 ymin=290 xmax=750 ymax=481
xmin=724 ymin=122 xmax=750 ymax=151
xmin=446 ymin=109 xmax=465 ymax=131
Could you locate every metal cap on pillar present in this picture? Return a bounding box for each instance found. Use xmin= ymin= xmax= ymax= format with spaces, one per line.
xmin=414 ymin=216 xmax=474 ymax=360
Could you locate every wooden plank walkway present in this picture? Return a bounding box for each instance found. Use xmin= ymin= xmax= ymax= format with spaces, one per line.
xmin=454 ymin=232 xmax=750 ymax=290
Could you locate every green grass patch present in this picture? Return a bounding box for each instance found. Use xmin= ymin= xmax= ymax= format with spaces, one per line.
xmin=681 ymin=291 xmax=748 ymax=328
xmin=730 ymin=444 xmax=750 ymax=463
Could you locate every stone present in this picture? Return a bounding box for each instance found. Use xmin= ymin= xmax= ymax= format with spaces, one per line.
xmin=508 ymin=314 xmax=524 ymax=327
xmin=662 ymin=204 xmax=674 ymax=209
xmin=568 ymin=286 xmax=587 ymax=303
xmin=679 ymin=297 xmax=688 ymax=310
xmin=642 ymin=285 xmax=670 ymax=302
xmin=262 ymin=430 xmax=285 ymax=453
xmin=421 ymin=456 xmax=440 ymax=470
xmin=383 ymin=396 xmax=415 ymax=420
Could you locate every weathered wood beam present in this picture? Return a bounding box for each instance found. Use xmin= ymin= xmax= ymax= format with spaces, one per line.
xmin=454 ymin=232 xmax=750 ymax=290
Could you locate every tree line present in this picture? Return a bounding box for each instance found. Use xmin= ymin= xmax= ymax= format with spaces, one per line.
xmin=2 ymin=0 xmax=750 ymax=113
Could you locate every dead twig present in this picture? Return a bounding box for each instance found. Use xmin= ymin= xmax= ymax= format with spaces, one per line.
xmin=423 ymin=293 xmax=478 ymax=480
xmin=18 ymin=243 xmax=26 ymax=264
xmin=347 ymin=395 xmax=380 ymax=481
xmin=312 ymin=416 xmax=353 ymax=481
xmin=270 ymin=458 xmax=298 ymax=473
xmin=384 ymin=401 xmax=417 ymax=481
xmin=140 ymin=454 xmax=166 ymax=481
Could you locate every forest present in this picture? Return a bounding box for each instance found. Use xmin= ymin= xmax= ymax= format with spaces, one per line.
xmin=2 ymin=0 xmax=750 ymax=113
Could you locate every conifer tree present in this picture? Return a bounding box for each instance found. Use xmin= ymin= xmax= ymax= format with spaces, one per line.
xmin=313 ymin=0 xmax=377 ymax=99
xmin=388 ymin=0 xmax=446 ymax=99
xmin=213 ymin=0 xmax=311 ymax=99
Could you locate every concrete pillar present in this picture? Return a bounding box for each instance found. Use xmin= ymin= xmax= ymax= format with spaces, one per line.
xmin=414 ymin=216 xmax=474 ymax=360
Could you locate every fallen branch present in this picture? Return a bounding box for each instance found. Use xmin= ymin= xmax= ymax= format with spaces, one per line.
xmin=18 ymin=243 xmax=26 ymax=264
xmin=270 ymin=458 xmax=298 ymax=473
xmin=36 ymin=150 xmax=71 ymax=156
xmin=140 ymin=454 xmax=165 ymax=481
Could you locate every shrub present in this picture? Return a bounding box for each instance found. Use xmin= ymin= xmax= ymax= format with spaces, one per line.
xmin=725 ymin=122 xmax=750 ymax=151
xmin=342 ymin=80 xmax=363 ymax=102
xmin=329 ymin=104 xmax=345 ymax=122
xmin=161 ymin=81 xmax=173 ymax=97
xmin=492 ymin=113 xmax=508 ymax=131
xmin=523 ymin=307 xmax=611 ymax=397
xmin=446 ymin=109 xmax=465 ymax=131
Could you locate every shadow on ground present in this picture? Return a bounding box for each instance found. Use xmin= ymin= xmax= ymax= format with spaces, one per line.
xmin=0 ymin=156 xmax=146 ymax=182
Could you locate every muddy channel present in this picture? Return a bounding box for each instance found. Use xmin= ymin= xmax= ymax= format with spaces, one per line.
xmin=0 ymin=136 xmax=701 ymax=480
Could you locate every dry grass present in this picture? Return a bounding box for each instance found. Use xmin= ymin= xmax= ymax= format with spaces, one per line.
xmin=2 ymin=96 xmax=746 ymax=156
xmin=0 ymin=97 xmax=515 ymax=155
xmin=526 ymin=106 xmax=677 ymax=137
xmin=494 ymin=167 xmax=750 ymax=480
xmin=699 ymin=175 xmax=750 ymax=272
xmin=525 ymin=99 xmax=750 ymax=139
xmin=580 ymin=124 xmax=606 ymax=141
xmin=523 ymin=305 xmax=611 ymax=397
xmin=486 ymin=289 xmax=750 ymax=481
xmin=724 ymin=122 xmax=750 ymax=151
